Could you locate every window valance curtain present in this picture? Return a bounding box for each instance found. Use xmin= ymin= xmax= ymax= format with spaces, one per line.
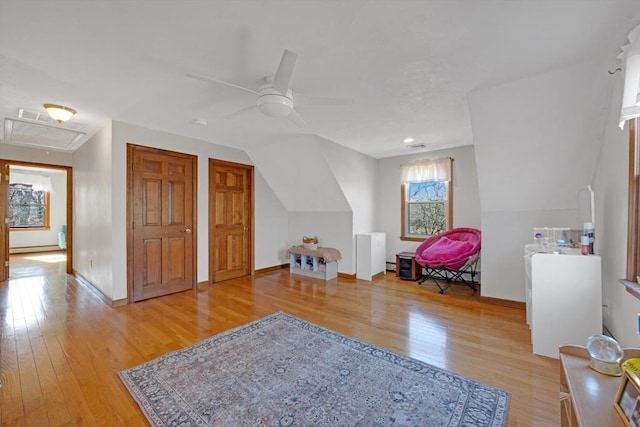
xmin=400 ymin=157 xmax=452 ymax=183
xmin=620 ymin=24 xmax=640 ymax=129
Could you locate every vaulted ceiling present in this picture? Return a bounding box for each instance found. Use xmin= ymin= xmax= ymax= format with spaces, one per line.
xmin=0 ymin=1 xmax=638 ymax=158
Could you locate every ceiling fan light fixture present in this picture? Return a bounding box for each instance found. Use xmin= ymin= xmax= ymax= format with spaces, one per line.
xmin=43 ymin=104 xmax=76 ymax=123
xmin=257 ymin=93 xmax=293 ymax=117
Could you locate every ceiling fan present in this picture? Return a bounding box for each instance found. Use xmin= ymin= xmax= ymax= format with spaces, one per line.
xmin=186 ymin=49 xmax=352 ymax=127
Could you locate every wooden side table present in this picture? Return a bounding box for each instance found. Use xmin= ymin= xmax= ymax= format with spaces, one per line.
xmin=396 ymin=252 xmax=420 ymax=281
xmin=560 ymin=345 xmax=640 ymax=426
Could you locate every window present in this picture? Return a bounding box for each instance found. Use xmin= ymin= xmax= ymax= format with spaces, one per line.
xmin=8 ymin=183 xmax=50 ymax=230
xmin=627 ymin=118 xmax=639 ymax=281
xmin=400 ymin=158 xmax=452 ymax=241
xmin=619 ymin=24 xmax=639 ymax=283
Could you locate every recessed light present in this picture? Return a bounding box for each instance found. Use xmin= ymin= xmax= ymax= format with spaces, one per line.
xmin=403 ymin=137 xmax=415 ymax=144
xmin=192 ymin=118 xmax=208 ymax=126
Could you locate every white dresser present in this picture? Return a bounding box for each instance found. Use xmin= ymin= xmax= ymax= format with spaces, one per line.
xmin=526 ymin=250 xmax=602 ymax=358
xmin=356 ymin=232 xmax=386 ymax=281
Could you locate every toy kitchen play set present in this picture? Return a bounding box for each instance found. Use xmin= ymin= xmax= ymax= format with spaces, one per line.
xmin=524 ymin=186 xmax=601 ymax=359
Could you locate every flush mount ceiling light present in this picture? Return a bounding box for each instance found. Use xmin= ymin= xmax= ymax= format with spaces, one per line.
xmin=192 ymin=118 xmax=208 ymax=126
xmin=402 ymin=137 xmax=426 ymax=149
xmin=43 ymin=103 xmax=76 ymax=123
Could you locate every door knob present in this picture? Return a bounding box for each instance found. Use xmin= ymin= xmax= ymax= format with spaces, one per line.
xmin=183 ymin=228 xmax=192 ymax=233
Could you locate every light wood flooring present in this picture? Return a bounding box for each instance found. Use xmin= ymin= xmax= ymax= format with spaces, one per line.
xmin=8 ymin=251 xmax=67 ymax=279
xmin=0 ymin=264 xmax=560 ymax=426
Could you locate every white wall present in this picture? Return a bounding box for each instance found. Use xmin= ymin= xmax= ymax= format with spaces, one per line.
xmin=375 ymin=145 xmax=481 ymax=262
xmin=249 ymin=137 xmax=352 ymax=273
xmin=321 ymin=137 xmax=378 ymax=273
xmin=0 ymin=142 xmax=73 ymax=166
xmin=9 ymin=168 xmax=66 ymax=248
xmin=249 ymin=135 xmax=378 ymax=274
xmin=468 ymin=60 xmax=612 ymax=300
xmin=72 ymin=123 xmax=114 ymax=298
xmin=254 ymin=168 xmax=289 ymax=269
xmin=592 ymin=73 xmax=640 ymax=347
xmin=248 ymin=136 xmax=351 ymax=212
xmin=288 ymin=211 xmax=353 ymax=271
xmin=321 ymin=137 xmax=378 ymax=233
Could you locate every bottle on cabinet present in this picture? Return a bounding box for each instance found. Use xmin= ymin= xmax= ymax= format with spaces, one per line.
xmin=583 ymin=222 xmax=595 ymax=255
xmin=581 ymin=236 xmax=590 ymax=256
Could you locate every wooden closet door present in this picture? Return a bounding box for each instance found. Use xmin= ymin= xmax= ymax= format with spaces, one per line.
xmin=0 ymin=162 xmax=8 ymax=282
xmin=129 ymin=145 xmax=196 ymax=302
xmin=209 ymin=159 xmax=253 ymax=283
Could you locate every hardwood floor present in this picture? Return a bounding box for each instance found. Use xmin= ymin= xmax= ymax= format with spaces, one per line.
xmin=0 ymin=267 xmax=559 ymax=426
xmin=9 ymin=251 xmax=67 ymax=279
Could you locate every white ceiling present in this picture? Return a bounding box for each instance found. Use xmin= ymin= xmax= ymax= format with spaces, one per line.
xmin=0 ymin=1 xmax=638 ymax=159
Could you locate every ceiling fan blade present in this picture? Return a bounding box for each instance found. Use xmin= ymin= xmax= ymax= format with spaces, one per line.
xmin=295 ymin=93 xmax=355 ymax=107
xmin=272 ymin=49 xmax=298 ymax=96
xmin=186 ymin=72 xmax=259 ymax=96
xmin=225 ymin=105 xmax=258 ymax=120
xmin=287 ymin=108 xmax=306 ymax=127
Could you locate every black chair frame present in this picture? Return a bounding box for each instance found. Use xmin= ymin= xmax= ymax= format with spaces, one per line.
xmin=417 ymin=253 xmax=480 ymax=294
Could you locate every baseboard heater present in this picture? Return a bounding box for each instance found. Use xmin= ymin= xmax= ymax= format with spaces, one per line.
xmin=10 ymin=245 xmax=62 ymax=254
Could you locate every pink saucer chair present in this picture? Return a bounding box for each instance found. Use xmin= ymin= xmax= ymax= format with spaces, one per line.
xmin=414 ymin=227 xmax=481 ymax=294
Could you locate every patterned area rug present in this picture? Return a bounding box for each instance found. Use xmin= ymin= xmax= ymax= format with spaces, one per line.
xmin=119 ymin=312 xmax=509 ymax=426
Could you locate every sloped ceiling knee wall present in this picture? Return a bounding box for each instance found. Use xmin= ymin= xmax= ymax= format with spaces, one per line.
xmin=468 ymin=60 xmax=613 ymax=301
xmin=247 ymin=135 xmax=351 ymax=212
xmin=247 ymin=134 xmax=378 ymax=274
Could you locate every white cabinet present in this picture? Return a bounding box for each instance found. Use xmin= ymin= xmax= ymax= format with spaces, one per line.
xmin=524 ymin=244 xmax=537 ymax=328
xmin=529 ymin=252 xmax=602 ymax=359
xmin=356 ymin=232 xmax=386 ymax=281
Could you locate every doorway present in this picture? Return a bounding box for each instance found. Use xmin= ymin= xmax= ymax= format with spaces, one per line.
xmin=0 ymin=160 xmax=72 ymax=281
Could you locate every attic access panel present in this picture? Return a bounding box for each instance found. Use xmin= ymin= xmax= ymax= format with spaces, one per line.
xmin=4 ymin=117 xmax=86 ymax=151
